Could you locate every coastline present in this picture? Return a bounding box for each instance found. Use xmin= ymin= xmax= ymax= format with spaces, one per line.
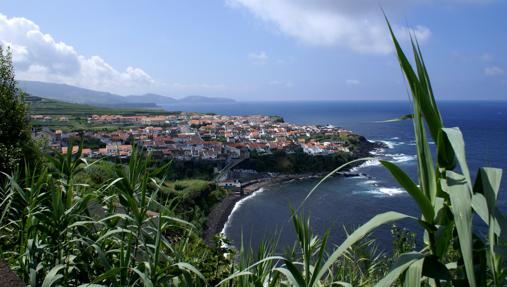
xmin=203 ymin=172 xmax=362 ymax=246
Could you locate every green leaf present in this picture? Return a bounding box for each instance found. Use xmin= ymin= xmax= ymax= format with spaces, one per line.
xmin=315 ymin=212 xmax=414 ymax=283
xmin=277 ymin=260 xmax=306 ymax=287
xmin=422 ymin=255 xmax=452 ymax=281
xmin=442 ymin=128 xmax=472 ymax=188
xmin=404 ymin=257 xmax=424 ymax=287
xmin=474 ymin=167 xmax=503 ymax=220
xmin=131 ymin=267 xmax=154 ymax=287
xmin=380 ymin=160 xmax=434 ymax=222
xmin=375 ymin=252 xmax=424 ymax=287
xmin=374 ymin=114 xmax=414 ymax=123
xmin=41 ymin=264 xmax=65 ymax=287
xmin=216 ymin=271 xmax=254 ymax=286
xmin=216 ymin=256 xmax=285 ymax=286
xmin=437 ymin=129 xmax=456 ymax=170
xmin=174 ymin=262 xmax=207 ymax=284
xmin=298 ymin=157 xmax=374 ymax=212
xmin=446 ymin=171 xmax=476 ymax=287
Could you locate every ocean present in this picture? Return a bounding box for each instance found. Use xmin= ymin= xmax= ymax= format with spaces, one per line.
xmin=161 ymin=101 xmax=507 ymax=250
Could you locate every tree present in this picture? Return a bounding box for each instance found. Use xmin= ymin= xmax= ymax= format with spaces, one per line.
xmin=0 ymin=46 xmax=38 ymax=175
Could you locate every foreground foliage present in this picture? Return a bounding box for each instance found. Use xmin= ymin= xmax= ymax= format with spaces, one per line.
xmin=0 ymin=47 xmax=40 ymax=175
xmin=0 ymin=147 xmax=233 ymax=286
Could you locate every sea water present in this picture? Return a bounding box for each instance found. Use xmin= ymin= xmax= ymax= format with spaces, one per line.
xmin=162 ymin=101 xmax=507 ymax=250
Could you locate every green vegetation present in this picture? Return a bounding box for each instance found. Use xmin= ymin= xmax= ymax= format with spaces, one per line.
xmin=26 ymin=95 xmax=172 ymax=116
xmin=0 ymin=147 xmax=233 ymax=286
xmin=26 ymin=95 xmax=180 ymax=132
xmin=160 ymin=179 xmax=228 ymax=233
xmin=269 ymin=115 xmax=285 ymax=123
xmin=0 ymin=47 xmax=40 ymax=176
xmin=1 ymin=19 xmax=505 ymax=286
xmin=239 ymin=150 xmax=356 ymax=174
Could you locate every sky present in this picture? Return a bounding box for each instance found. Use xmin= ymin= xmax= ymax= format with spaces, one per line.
xmin=0 ymin=0 xmax=506 ymax=101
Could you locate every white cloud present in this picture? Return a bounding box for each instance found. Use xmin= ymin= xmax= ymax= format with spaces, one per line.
xmin=346 ymin=79 xmax=361 ymax=85
xmin=0 ymin=13 xmax=154 ymax=94
xmin=485 ymin=66 xmax=504 ymax=76
xmin=227 ymin=0 xmax=432 ymax=54
xmin=248 ymin=51 xmax=268 ymax=64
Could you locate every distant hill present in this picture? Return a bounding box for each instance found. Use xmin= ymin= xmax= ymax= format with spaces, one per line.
xmin=18 ymin=80 xmax=235 ymax=107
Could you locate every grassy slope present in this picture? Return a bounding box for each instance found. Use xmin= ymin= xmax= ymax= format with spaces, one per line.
xmin=25 ymin=95 xmax=176 ymax=116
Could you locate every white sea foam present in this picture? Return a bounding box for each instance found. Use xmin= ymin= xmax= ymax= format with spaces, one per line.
xmin=408 ymin=140 xmax=434 ymax=146
xmin=356 ymin=187 xmax=405 ymax=197
xmin=379 ymin=140 xmax=395 ymax=149
xmin=385 ymin=153 xmax=417 ymax=163
xmin=362 ymin=180 xmax=379 ymax=186
xmin=221 ymin=187 xmax=265 ymax=236
xmin=370 ymin=149 xmax=384 ymax=156
xmin=378 ymin=187 xmax=405 ymax=196
xmin=350 ymin=158 xmax=381 ymax=172
xmin=390 ymin=137 xmax=400 ymax=140
xmin=376 ymin=140 xmax=407 ymax=148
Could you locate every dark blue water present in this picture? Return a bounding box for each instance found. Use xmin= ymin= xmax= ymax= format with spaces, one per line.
xmin=162 ymin=101 xmax=507 ymax=250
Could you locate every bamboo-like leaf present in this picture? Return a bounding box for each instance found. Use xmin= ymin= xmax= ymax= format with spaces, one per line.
xmin=215 ymin=271 xmax=254 ymax=286
xmin=422 ymin=255 xmax=452 ymax=281
xmin=41 ymin=264 xmax=65 ymax=287
xmin=174 ymin=262 xmax=207 ymax=284
xmin=315 ymin=212 xmax=414 ymax=283
xmin=472 ymin=193 xmax=489 ymax=226
xmin=442 ymin=128 xmax=472 ymax=188
xmin=375 ymin=252 xmax=424 ymax=287
xmin=446 ymin=171 xmax=476 ymax=287
xmin=279 ymin=260 xmax=306 ymax=287
xmin=216 ymin=256 xmax=285 ymax=286
xmin=411 ymin=37 xmax=444 ymax=141
xmin=385 ymin=15 xmax=438 ymax=204
xmin=374 ymin=114 xmax=413 ymax=123
xmin=380 ymin=160 xmax=434 ymax=222
xmin=474 ymin=167 xmax=502 ymax=217
xmin=297 ymin=157 xmax=374 ymax=213
xmin=96 ymin=227 xmax=137 ymax=242
xmin=404 ymin=257 xmax=424 ymax=287
xmin=131 ymin=267 xmax=154 ymax=287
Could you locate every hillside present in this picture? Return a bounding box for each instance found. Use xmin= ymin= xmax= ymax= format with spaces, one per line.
xmin=19 ymin=80 xmax=235 ymax=107
xmin=25 ymin=95 xmax=172 ymax=116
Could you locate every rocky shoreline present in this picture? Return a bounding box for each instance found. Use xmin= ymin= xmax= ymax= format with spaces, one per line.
xmin=203 ymin=171 xmax=366 ymax=246
xmin=203 ymin=138 xmax=383 ymax=246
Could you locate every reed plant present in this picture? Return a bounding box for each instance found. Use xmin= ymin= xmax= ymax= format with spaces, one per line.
xmin=0 ymin=146 xmax=219 ymax=286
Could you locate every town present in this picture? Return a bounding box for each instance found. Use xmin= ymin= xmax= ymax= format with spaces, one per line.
xmin=32 ymin=113 xmax=356 ymax=161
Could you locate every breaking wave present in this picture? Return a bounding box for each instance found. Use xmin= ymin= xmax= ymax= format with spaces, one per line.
xmin=355 ymin=187 xmax=406 ymax=198
xmin=385 ymin=153 xmax=417 ymax=163
xmin=221 ymin=188 xmax=265 ymax=236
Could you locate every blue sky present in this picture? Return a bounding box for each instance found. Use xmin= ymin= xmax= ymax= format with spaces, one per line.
xmin=0 ymin=0 xmax=506 ymax=101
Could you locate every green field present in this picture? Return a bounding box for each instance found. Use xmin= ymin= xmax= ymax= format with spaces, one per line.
xmin=25 ymin=95 xmax=175 ymax=116
xmin=26 ymin=95 xmax=180 ymax=131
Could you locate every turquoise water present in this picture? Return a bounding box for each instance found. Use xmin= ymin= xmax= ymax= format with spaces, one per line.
xmin=162 ymin=101 xmax=507 ymax=249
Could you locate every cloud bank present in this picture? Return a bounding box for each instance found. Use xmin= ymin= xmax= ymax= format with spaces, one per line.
xmin=227 ymin=0 xmax=433 ymax=54
xmin=0 ymin=13 xmax=154 ymax=94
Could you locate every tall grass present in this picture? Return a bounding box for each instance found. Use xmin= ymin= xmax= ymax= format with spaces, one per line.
xmin=0 ymin=146 xmax=219 ymax=286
